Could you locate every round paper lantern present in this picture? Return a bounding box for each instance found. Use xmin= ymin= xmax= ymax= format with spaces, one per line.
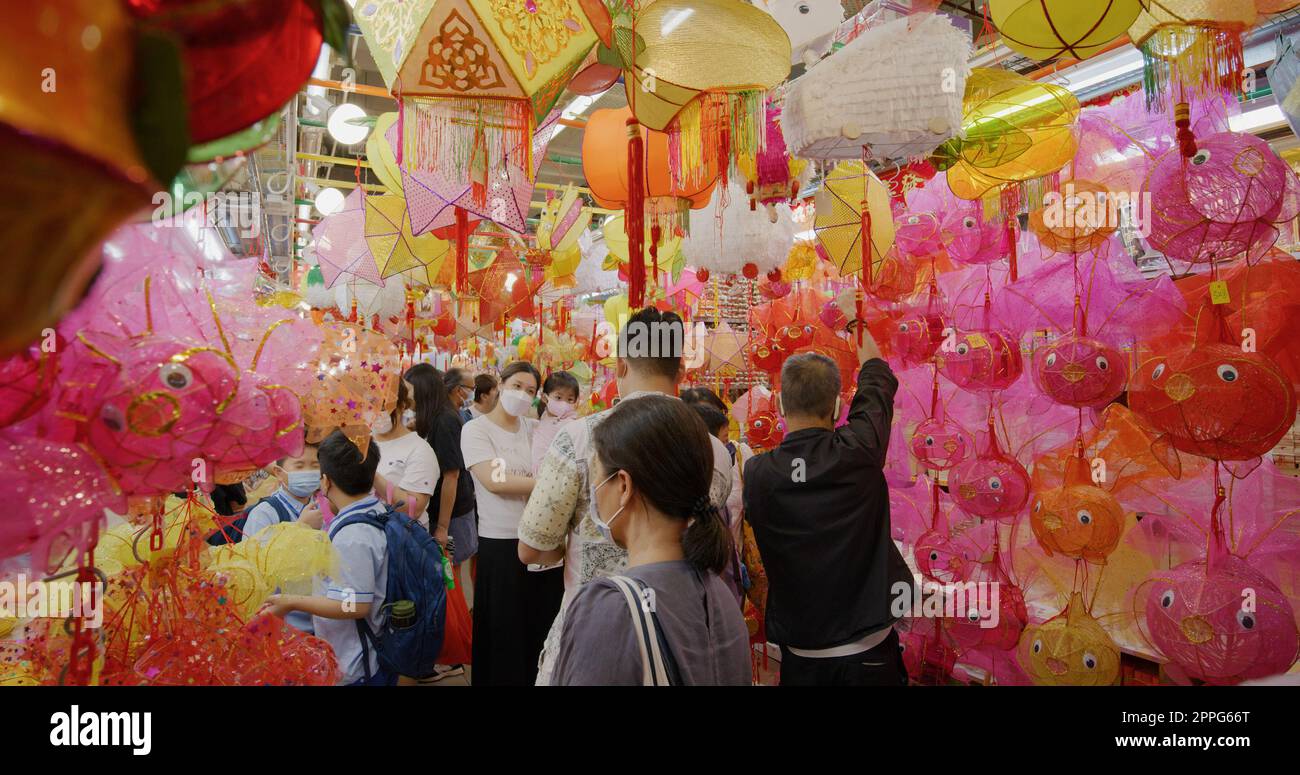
xmin=915 ymin=526 xmax=978 ymax=585
xmin=1019 ymin=595 xmax=1121 ymax=686
xmin=1028 ymin=179 xmax=1119 ymax=256
xmin=946 ymin=578 xmax=1028 ymax=652
xmin=991 ymin=0 xmax=1145 ymax=61
xmin=582 ymin=106 xmax=719 ymax=215
xmin=948 ymin=425 xmax=1031 ymax=522
xmin=1144 ymin=553 xmax=1299 ymax=684
xmin=1031 ymin=335 xmax=1127 ymax=408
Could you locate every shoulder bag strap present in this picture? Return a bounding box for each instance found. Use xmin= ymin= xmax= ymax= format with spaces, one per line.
xmin=608 ymin=575 xmax=671 ymax=686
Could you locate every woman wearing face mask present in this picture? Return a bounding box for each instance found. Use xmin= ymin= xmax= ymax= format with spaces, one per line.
xmin=404 ymin=363 xmax=474 ymax=555
xmin=372 ymin=379 xmax=439 ymax=522
xmin=460 ymin=361 xmax=563 ymax=685
xmin=552 ymin=395 xmax=751 ymax=685
xmin=530 ymin=370 xmax=580 ymax=474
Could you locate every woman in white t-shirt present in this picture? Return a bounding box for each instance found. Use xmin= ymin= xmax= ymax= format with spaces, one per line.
xmin=460 ymin=361 xmax=564 ymax=685
xmin=373 ymin=380 xmax=440 ymax=524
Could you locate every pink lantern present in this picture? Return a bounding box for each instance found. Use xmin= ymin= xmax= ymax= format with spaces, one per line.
xmin=1031 ymin=334 xmax=1127 ymax=409
xmin=937 ymin=328 xmax=1024 ymax=393
xmin=0 ymin=339 xmax=59 ymax=429
xmin=948 ymin=419 xmax=1030 ymax=521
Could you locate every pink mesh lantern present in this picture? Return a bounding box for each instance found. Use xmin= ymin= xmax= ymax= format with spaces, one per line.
xmin=945 ymin=200 xmax=1010 ymax=266
xmin=937 ymin=328 xmax=1024 ymax=393
xmin=0 ymin=339 xmax=58 ymax=429
xmin=1145 ymin=132 xmax=1300 ymax=265
xmin=1031 ymin=334 xmax=1127 ymax=409
xmin=948 ymin=418 xmax=1031 ymax=521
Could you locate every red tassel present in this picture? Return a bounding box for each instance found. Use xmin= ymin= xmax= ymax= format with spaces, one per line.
xmin=626 ymin=117 xmax=646 ymax=308
xmin=455 ymin=207 xmax=470 ymax=296
xmin=1007 ymin=216 xmax=1018 ymax=282
xmin=650 ymin=222 xmax=662 ymax=283
xmin=1175 ymin=101 xmax=1197 ymax=158
xmin=860 ymin=204 xmax=872 ymax=288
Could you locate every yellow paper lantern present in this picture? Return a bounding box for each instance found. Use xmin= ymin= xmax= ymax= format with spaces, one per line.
xmin=991 ymin=0 xmax=1144 ymax=61
xmin=604 ymin=293 xmax=630 ymax=331
xmin=813 ymin=161 xmax=897 ymax=277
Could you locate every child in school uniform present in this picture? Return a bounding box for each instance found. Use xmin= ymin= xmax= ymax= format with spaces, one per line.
xmin=241 ymin=439 xmax=321 ymax=633
xmin=530 ymin=370 xmax=580 ymax=474
xmin=266 ymin=431 xmax=393 ymax=686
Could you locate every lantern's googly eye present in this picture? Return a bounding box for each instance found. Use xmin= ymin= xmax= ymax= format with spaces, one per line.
xmin=898 ymin=322 xmax=910 ymax=333
xmin=956 ymin=343 xmax=970 ymax=356
xmin=907 ymin=216 xmax=920 ymax=225
xmin=1217 ymin=364 xmax=1239 ymax=383
xmin=1191 ymin=149 xmax=1212 ymax=166
xmin=1151 ymin=363 xmax=1166 ymax=380
xmin=1160 ymin=590 xmax=1175 ymax=609
xmin=1236 ymin=609 xmax=1255 ymax=630
xmin=967 ymin=610 xmax=981 ymax=623
xmin=1077 ymin=509 xmax=1092 ymax=525
xmin=928 ymin=550 xmax=939 ymax=562
xmin=1096 ymin=356 xmax=1109 ymax=371
xmin=797 ymin=1 xmax=811 ymax=13
xmin=1082 ymin=652 xmax=1098 ymax=670
xmin=160 ymin=362 xmax=194 ymax=391
xmin=924 ymin=435 xmax=935 ymax=447
xmin=1045 ymin=352 xmax=1057 ymax=367
xmin=1032 ymin=639 xmax=1042 ymax=654
xmin=100 ymin=405 xmax=125 ymax=432
xmin=988 ymin=476 xmax=1002 ymax=490
xmin=962 ymin=216 xmax=977 ymax=229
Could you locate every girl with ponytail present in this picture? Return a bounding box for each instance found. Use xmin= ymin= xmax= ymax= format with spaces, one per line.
xmin=551 ymin=395 xmax=751 ymax=685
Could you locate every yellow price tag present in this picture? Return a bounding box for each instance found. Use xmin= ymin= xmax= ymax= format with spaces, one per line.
xmin=966 ymin=332 xmax=989 ymax=349
xmin=1209 ymin=280 xmax=1231 ymax=305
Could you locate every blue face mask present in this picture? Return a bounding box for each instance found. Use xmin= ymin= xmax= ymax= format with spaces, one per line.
xmin=285 ymin=469 xmax=321 ymax=498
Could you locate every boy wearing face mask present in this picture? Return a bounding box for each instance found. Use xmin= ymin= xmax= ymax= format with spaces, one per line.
xmin=531 ymin=371 xmax=580 ymax=475
xmin=241 ymin=440 xmax=320 ymax=632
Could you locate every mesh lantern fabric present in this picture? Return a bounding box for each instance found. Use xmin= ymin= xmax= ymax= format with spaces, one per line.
xmin=303 ymin=323 xmax=403 ymax=452
xmin=991 ymin=0 xmax=1144 ymax=61
xmin=313 ymin=189 xmax=384 ymax=288
xmin=0 ymin=1 xmax=155 ymax=353
xmin=939 ymin=68 xmax=1080 ymax=205
xmin=1144 ymin=132 xmax=1300 ymax=266
xmin=1142 ymin=551 xmax=1299 ymax=684
xmin=1031 ymin=335 xmax=1128 ymax=409
xmin=947 ymin=424 xmax=1031 ymax=521
xmin=364 ymin=193 xmax=453 ymax=286
xmin=1027 ymin=179 xmax=1119 ymax=256
xmin=1129 ymin=305 xmax=1297 ymax=462
xmin=937 ymin=329 xmax=1024 ymax=393
xmin=1030 ymin=454 xmax=1126 ymax=564
xmin=1018 ymin=593 xmax=1122 ymax=685
xmin=813 ymin=161 xmax=897 ymax=277
xmin=781 ymin=12 xmax=970 ymax=162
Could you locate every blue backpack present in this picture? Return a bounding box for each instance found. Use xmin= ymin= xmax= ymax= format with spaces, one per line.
xmin=328 ymin=506 xmax=448 ymax=680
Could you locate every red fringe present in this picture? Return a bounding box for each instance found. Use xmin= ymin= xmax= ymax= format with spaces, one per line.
xmin=626 ymin=117 xmax=646 ymax=308
xmin=455 ymin=207 xmax=470 ymax=296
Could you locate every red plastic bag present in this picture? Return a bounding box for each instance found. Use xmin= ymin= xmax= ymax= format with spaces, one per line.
xmin=437 ymin=578 xmax=472 ymax=665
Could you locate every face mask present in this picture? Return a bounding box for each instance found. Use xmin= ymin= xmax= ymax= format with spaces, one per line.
xmin=546 ymin=399 xmax=576 ymax=419
xmin=499 ymin=389 xmax=534 ymax=418
xmin=401 ymin=409 xmax=416 ymax=427
xmin=591 ymin=470 xmax=627 ymax=543
xmin=286 ymin=469 xmax=320 ymax=498
xmin=316 ymin=490 xmax=335 ymax=529
xmin=371 ymin=412 xmax=394 ymax=435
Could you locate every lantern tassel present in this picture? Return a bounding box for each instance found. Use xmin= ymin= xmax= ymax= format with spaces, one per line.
xmin=455 ymin=207 xmax=470 ymax=296
xmin=626 ymin=117 xmax=647 ymax=308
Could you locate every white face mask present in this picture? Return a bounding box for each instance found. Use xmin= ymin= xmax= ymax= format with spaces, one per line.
xmin=371 ymin=412 xmax=394 ymax=435
xmin=499 ymin=389 xmax=534 ymax=418
xmin=591 ymin=470 xmax=627 ymax=543
xmin=546 ymin=399 xmax=576 ymax=419
xmin=401 ymin=409 xmax=416 ymax=427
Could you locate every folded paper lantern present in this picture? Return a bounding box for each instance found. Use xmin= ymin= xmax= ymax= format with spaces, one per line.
xmin=313 ymin=189 xmax=384 ymax=288
xmin=364 ymin=193 xmax=452 ymax=286
xmin=782 ymin=12 xmax=970 ymax=162
xmin=936 ymin=68 xmax=1080 ymax=210
xmin=813 ymin=161 xmax=897 ymax=279
xmin=537 ymin=183 xmax=593 ymax=253
xmin=356 ymin=0 xmax=603 ymax=194
xmin=0 ymin=1 xmax=155 ymax=353
xmin=991 ymin=0 xmax=1144 ymax=61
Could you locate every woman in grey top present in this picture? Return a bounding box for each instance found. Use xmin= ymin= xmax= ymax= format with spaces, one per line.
xmin=552 ymin=395 xmax=752 ymax=686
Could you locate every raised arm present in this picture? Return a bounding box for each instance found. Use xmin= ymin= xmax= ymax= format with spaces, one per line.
xmin=844 ymin=320 xmax=898 ymax=467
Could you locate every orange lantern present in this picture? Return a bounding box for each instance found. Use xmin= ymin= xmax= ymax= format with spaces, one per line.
xmin=583 ymin=105 xmax=720 ymax=306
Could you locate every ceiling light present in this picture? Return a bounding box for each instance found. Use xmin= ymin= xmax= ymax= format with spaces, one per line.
xmin=327 ymin=103 xmax=370 ymax=145
xmin=315 ymin=187 xmax=346 ymax=216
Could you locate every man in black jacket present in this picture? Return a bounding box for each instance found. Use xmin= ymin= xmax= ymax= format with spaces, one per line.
xmin=744 ymin=320 xmax=912 ymax=686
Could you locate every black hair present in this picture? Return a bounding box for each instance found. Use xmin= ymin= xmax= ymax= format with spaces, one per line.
xmin=680 ymin=386 xmax=727 ymax=414
xmin=617 ymin=306 xmax=686 ymax=379
xmin=388 ymin=377 xmax=413 ymax=425
xmin=542 ymin=370 xmax=580 ymax=400
xmin=591 ymin=395 xmax=732 ymax=574
xmin=443 ymin=367 xmax=468 ymax=393
xmin=473 ymin=373 xmax=498 ymax=401
xmin=499 ymin=361 xmax=541 ymax=392
xmin=691 ymin=403 xmax=728 ymax=438
xmin=780 ymin=352 xmax=840 ymax=419
xmin=277 ymin=427 xmax=317 ymax=466
xmin=405 ymin=362 xmax=453 ymax=441
xmin=318 ymin=429 xmax=381 ymax=496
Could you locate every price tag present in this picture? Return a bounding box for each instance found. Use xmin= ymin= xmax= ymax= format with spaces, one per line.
xmin=1209 ymin=280 xmax=1231 ymax=305
xmin=966 ymin=332 xmax=989 ymax=349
